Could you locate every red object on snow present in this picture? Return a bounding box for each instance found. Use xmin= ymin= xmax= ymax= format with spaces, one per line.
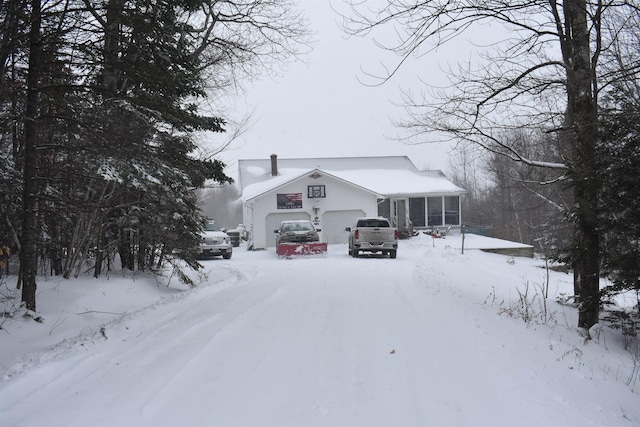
xmin=277 ymin=242 xmax=328 ymax=257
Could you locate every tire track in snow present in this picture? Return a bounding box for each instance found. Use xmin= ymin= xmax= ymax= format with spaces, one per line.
xmin=0 ymin=262 xmax=284 ymax=426
xmin=3 ymin=242 xmax=630 ymax=427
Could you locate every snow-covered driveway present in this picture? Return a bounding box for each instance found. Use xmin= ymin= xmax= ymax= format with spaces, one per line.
xmin=1 ymin=235 xmax=639 ymax=426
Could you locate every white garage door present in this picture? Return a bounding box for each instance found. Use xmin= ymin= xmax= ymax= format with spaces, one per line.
xmin=322 ymin=210 xmax=365 ymax=244
xmin=265 ymin=212 xmax=312 ymax=247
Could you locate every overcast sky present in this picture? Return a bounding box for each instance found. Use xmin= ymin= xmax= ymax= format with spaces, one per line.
xmin=211 ymin=0 xmax=481 ymax=181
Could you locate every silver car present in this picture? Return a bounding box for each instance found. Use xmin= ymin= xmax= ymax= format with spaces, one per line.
xmin=198 ymin=221 xmax=232 ymax=259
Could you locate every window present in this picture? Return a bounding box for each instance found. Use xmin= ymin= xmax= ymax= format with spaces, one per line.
xmin=357 ymin=219 xmax=389 ymax=227
xmin=307 ymin=185 xmax=326 ymax=198
xmin=445 ymin=196 xmax=460 ymax=225
xmin=409 ymin=198 xmax=426 ymax=227
xmin=427 ymin=197 xmax=443 ymax=226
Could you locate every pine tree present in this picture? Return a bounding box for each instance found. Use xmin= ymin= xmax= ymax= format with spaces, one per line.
xmin=1 ymin=0 xmax=309 ymax=308
xmin=598 ymin=86 xmax=640 ymax=300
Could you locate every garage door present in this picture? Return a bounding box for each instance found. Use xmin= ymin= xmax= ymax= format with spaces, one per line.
xmin=322 ymin=210 xmax=365 ymax=244
xmin=265 ymin=212 xmax=312 ymax=248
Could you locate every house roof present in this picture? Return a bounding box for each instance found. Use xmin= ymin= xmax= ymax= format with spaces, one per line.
xmin=239 ymin=155 xmax=465 ymax=201
xmin=330 ymin=169 xmax=466 ymax=196
xmin=242 ymin=168 xmax=383 ymax=202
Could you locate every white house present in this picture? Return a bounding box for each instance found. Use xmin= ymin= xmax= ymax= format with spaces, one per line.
xmin=238 ymin=155 xmax=466 ymax=249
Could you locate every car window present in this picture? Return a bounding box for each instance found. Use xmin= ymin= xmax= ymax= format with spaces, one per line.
xmin=282 ymin=222 xmax=313 ymax=232
xmin=357 ymin=220 xmax=388 ymax=228
xmin=204 ymin=222 xmax=221 ymax=231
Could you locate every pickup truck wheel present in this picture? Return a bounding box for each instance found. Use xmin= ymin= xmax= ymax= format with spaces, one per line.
xmin=390 ymin=250 xmax=397 ymax=259
xmin=352 ymin=249 xmax=359 ymax=258
xmin=223 ymin=253 xmax=232 ymax=260
xmin=348 ymin=247 xmax=352 ymax=256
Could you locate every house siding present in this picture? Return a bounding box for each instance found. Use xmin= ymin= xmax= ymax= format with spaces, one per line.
xmin=245 ymin=173 xmax=378 ymax=249
xmin=239 ymin=156 xmax=466 ymax=250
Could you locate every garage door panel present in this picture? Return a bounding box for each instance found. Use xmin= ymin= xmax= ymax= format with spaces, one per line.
xmin=322 ymin=210 xmax=365 ymax=244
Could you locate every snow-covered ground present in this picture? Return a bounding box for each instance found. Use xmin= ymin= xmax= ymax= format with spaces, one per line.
xmin=1 ymin=234 xmax=638 ymax=427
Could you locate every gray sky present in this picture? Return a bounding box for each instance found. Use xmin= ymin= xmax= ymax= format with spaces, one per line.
xmin=212 ymin=0 xmax=478 ymax=182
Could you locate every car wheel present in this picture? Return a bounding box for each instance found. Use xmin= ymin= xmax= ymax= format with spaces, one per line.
xmin=390 ymin=250 xmax=397 ymax=259
xmin=352 ymin=249 xmax=359 ymax=258
xmin=223 ymin=253 xmax=232 ymax=260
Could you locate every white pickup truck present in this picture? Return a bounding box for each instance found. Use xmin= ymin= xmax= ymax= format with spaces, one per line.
xmin=345 ymin=217 xmax=398 ymax=258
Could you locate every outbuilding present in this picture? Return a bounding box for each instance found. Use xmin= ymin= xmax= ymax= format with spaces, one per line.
xmin=239 ymin=155 xmax=466 ymax=249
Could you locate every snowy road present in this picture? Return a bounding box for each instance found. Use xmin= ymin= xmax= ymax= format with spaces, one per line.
xmin=1 ymin=236 xmax=639 ymax=426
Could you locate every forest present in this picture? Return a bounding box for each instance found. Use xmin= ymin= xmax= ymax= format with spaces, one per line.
xmin=0 ymin=0 xmax=309 ymax=310
xmin=342 ymin=0 xmax=640 ymax=333
xmin=2 ymin=0 xmax=640 ymax=334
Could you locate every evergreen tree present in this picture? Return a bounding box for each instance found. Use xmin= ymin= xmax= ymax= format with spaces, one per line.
xmin=598 ymin=86 xmax=640 ymax=301
xmin=0 ymin=0 xmax=310 ymax=309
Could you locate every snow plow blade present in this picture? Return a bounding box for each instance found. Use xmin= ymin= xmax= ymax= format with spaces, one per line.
xmin=277 ymin=242 xmax=328 ymax=257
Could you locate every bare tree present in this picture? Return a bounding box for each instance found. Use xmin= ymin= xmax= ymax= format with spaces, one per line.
xmin=197 ymin=183 xmax=243 ymax=229
xmin=485 ymin=130 xmax=573 ymax=245
xmin=341 ymin=0 xmax=640 ymax=333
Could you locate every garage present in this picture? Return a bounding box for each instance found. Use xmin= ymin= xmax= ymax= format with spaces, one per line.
xmin=265 ymin=212 xmax=312 ymax=247
xmin=240 ymin=156 xmax=466 ymax=250
xmin=321 ymin=209 xmax=366 ymax=244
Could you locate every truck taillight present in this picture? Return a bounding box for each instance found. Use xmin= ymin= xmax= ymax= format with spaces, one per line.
xmin=394 ymin=230 xmax=398 ymax=239
xmin=354 ymin=230 xmax=359 ymax=239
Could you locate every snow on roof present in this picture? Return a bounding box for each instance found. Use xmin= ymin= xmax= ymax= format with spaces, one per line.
xmin=240 ymin=155 xmax=416 ymax=173
xmin=242 ymin=168 xmax=382 ymax=202
xmin=238 ymin=156 xmax=419 ymax=190
xmin=242 ymin=168 xmax=311 ymax=202
xmin=329 ymin=169 xmax=465 ymax=196
xmin=239 ymin=156 xmax=465 ymax=201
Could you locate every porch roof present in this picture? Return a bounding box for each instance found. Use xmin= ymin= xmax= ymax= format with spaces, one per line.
xmin=329 ymin=169 xmax=465 ymax=196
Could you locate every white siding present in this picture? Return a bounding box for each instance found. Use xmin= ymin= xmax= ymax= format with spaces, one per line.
xmin=246 ymin=173 xmax=378 ymax=249
xmin=322 ymin=210 xmax=366 ymax=244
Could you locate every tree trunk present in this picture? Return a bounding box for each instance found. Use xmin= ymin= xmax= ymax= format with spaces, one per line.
xmin=564 ymin=0 xmax=600 ymax=331
xmin=119 ymin=229 xmax=135 ymax=271
xmin=20 ymin=0 xmax=42 ymax=311
xmin=50 ymin=221 xmax=63 ymax=276
xmin=94 ymin=222 xmax=104 ymax=278
xmin=104 ymin=0 xmax=125 ymax=93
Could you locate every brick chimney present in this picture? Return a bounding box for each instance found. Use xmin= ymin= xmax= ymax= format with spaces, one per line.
xmin=270 ymin=154 xmax=278 ymax=176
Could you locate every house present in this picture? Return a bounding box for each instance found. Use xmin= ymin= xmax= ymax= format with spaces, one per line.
xmin=238 ymin=155 xmax=466 ymax=249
